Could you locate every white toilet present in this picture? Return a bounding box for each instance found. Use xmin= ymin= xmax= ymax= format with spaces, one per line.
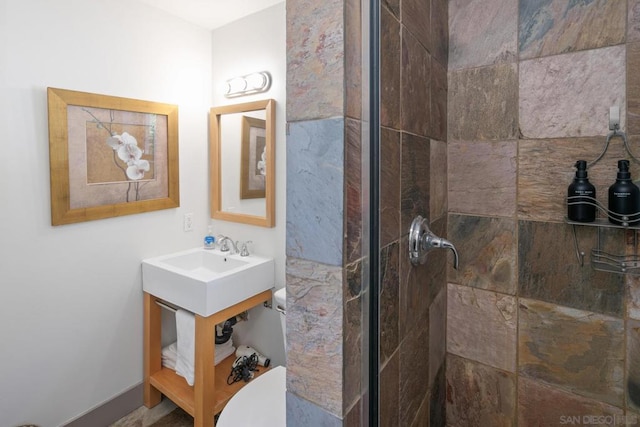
xmin=217 ymin=287 xmax=287 ymax=427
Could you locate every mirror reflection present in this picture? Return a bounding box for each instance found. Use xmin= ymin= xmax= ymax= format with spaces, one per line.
xmin=220 ymin=110 xmax=267 ymax=216
xmin=210 ymin=99 xmax=275 ymax=227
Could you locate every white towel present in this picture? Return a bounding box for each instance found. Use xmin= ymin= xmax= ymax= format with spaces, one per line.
xmin=162 ymin=342 xmax=178 ymax=370
xmin=172 ymin=309 xmax=239 ymax=385
xmin=175 ymin=309 xmax=196 ymax=386
xmin=162 ymin=339 xmax=236 ymax=371
xmin=214 ymin=340 xmax=236 ymax=364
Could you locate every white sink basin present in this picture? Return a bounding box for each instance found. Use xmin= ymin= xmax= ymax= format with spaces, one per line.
xmin=142 ymin=247 xmax=275 ymax=317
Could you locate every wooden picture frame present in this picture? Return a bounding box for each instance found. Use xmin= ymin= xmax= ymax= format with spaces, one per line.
xmin=47 ymin=87 xmax=179 ymax=225
xmin=240 ymin=115 xmax=267 ymax=199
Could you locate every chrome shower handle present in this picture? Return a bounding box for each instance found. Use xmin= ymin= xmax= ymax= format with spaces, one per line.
xmin=422 ymin=232 xmax=459 ymax=270
xmin=409 ymin=215 xmax=459 ymax=269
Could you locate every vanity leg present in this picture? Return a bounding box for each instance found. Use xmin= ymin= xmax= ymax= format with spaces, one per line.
xmin=194 ymin=314 xmax=216 ymax=427
xmin=143 ymin=292 xmax=162 ymax=408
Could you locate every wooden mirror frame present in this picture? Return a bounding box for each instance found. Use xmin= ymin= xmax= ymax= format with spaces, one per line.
xmin=209 ymin=99 xmax=275 ymax=227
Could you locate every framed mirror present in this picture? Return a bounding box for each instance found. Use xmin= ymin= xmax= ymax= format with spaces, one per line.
xmin=210 ymin=99 xmax=275 ymax=227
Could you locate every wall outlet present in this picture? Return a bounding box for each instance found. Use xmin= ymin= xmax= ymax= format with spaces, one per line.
xmin=183 ymin=213 xmax=194 ymax=232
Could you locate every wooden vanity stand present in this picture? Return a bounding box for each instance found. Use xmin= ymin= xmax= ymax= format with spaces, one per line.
xmin=143 ymin=289 xmax=273 ymax=427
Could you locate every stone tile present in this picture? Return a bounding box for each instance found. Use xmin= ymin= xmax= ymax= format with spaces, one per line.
xmin=411 ymin=394 xmax=429 ymax=427
xmin=401 ymin=0 xmax=430 ymax=53
xmin=286 ymin=119 xmax=344 ymax=267
xmin=519 ymin=0 xmax=625 ymax=60
xmin=429 ymin=361 xmax=446 ymax=427
xmin=399 ymin=218 xmax=446 ymax=340
xmin=111 ymin=398 xmax=179 ymax=427
xmin=628 ymin=272 xmax=640 ymax=320
xmin=448 ymin=0 xmax=517 ymax=70
xmin=399 ymin=314 xmax=429 ymax=427
xmin=447 ymin=283 xmax=517 ymax=373
xmin=447 ymin=215 xmax=517 ymax=295
xmin=383 ymin=0 xmax=399 ymax=19
xmin=628 ymin=43 xmax=640 ymax=136
xmin=429 ymin=139 xmax=447 ymax=222
xmin=286 ymin=258 xmax=343 ymax=416
xmin=430 ymin=61 xmax=447 ymax=142
xmin=344 ymin=399 xmax=362 ymax=427
xmin=286 ymin=0 xmax=344 ymax=121
xmin=401 ymin=27 xmax=431 ymax=138
xmin=428 ymin=217 xmax=448 ymax=304
xmin=630 ymin=0 xmax=640 ymax=43
xmin=381 ymin=6 xmax=401 ymax=130
xmin=345 ymin=259 xmax=362 ymax=301
xmin=518 ymin=376 xmax=624 ymax=427
xmin=344 ymin=265 xmax=362 ymax=411
xmin=519 ymin=46 xmax=625 ymax=139
xmin=380 ymin=351 xmax=400 ymax=427
xmin=628 ymin=319 xmax=640 ymax=411
xmin=346 ymin=118 xmax=362 ymax=264
xmin=146 ymin=408 xmax=191 ymax=426
xmin=345 ymin=0 xmax=361 ymax=120
xmin=518 ymin=220 xmax=625 ymax=317
xmin=518 ymin=298 xmax=624 ymax=406
xmin=380 ymin=127 xmax=401 ymax=248
xmin=286 ymin=392 xmax=342 ymax=427
xmin=399 ymin=232 xmax=428 ymax=336
xmin=518 ymin=137 xmax=640 ymax=222
xmin=448 ymin=140 xmax=516 ymax=217
xmin=429 ymin=285 xmax=446 ymax=388
xmin=628 ymin=412 xmax=640 ymax=427
xmin=430 ymin=0 xmax=448 ymax=67
xmin=380 ymin=242 xmax=400 ymax=365
xmin=401 ymin=133 xmax=430 ymax=234
xmin=448 ymin=63 xmax=518 ymax=141
xmin=446 ymin=354 xmax=516 ymax=427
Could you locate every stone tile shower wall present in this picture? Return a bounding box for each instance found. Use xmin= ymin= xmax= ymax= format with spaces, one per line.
xmin=285 ymin=0 xmax=364 ymax=425
xmin=378 ymin=0 xmax=449 ymax=425
xmin=286 ymin=0 xmax=449 ymax=425
xmin=446 ymin=0 xmax=640 ymax=425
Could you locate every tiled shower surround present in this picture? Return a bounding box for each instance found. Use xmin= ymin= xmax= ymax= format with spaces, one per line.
xmin=286 ymin=0 xmax=448 ymax=424
xmin=288 ymin=0 xmax=640 ymax=425
xmin=447 ymin=0 xmax=640 ymax=425
xmin=285 ymin=0 xmax=365 ymax=424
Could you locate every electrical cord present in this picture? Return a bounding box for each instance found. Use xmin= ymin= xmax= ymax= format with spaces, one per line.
xmin=227 ymin=353 xmax=260 ymax=385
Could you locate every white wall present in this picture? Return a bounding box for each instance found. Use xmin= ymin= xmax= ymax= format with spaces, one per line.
xmin=0 ymin=0 xmax=212 ymax=425
xmin=210 ymin=3 xmax=287 ymax=369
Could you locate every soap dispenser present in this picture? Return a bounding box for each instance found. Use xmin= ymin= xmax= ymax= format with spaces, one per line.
xmin=608 ymin=160 xmax=640 ymax=225
xmin=204 ymin=225 xmax=216 ymax=249
xmin=567 ymin=160 xmax=596 ymax=222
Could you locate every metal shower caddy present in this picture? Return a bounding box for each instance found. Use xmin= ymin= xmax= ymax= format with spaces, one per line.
xmin=567 ymin=106 xmax=640 ymax=275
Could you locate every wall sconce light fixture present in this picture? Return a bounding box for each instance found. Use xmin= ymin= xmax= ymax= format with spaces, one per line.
xmin=224 ymin=71 xmax=272 ymax=98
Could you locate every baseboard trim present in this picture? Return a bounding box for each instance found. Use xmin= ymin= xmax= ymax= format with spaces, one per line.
xmin=63 ymin=382 xmax=143 ymax=427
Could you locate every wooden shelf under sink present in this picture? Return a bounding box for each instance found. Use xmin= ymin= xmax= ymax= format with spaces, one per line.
xmin=144 ymin=289 xmax=273 ymax=427
xmin=149 ymin=356 xmax=272 ymax=417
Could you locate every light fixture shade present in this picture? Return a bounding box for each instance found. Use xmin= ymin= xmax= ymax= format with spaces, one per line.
xmin=224 ymin=71 xmax=271 ymax=98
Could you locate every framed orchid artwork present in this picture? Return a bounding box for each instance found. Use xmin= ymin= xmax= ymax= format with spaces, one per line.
xmin=240 ymin=115 xmax=266 ymax=200
xmin=47 ymin=88 xmax=179 ymax=225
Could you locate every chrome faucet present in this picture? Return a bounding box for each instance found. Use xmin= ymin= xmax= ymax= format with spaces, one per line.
xmin=421 ymin=230 xmax=459 ymax=270
xmin=240 ymin=241 xmax=252 ymax=257
xmin=409 ymin=215 xmax=459 ymax=269
xmin=217 ymin=235 xmax=239 ymax=254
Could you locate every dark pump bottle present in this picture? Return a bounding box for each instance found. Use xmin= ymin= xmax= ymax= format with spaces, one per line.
xmin=568 ymin=160 xmax=596 ymax=222
xmin=608 ymin=160 xmax=640 ymax=225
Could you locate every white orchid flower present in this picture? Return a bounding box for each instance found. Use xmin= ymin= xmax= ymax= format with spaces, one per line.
xmin=117 ymin=143 xmax=143 ymax=165
xmin=257 ymin=147 xmax=267 ymax=176
xmin=126 ymin=159 xmax=150 ymax=180
xmin=107 ymin=131 xmax=138 ymax=151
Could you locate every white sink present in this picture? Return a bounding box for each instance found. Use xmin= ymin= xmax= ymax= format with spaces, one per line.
xmin=142 ymin=247 xmax=275 ymax=317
